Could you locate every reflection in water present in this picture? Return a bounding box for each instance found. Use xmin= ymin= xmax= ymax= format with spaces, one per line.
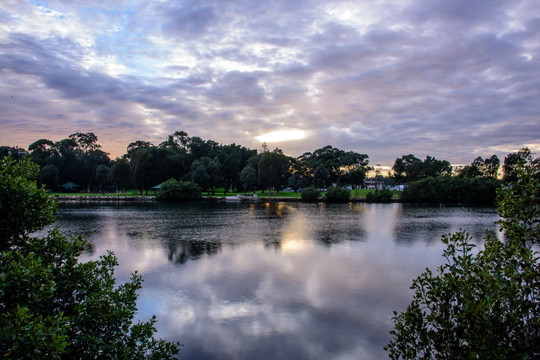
xmin=52 ymin=202 xmax=500 ymax=360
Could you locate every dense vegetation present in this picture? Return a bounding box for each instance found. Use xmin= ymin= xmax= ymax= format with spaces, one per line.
xmin=0 ymin=157 xmax=180 ymax=358
xmin=300 ymin=187 xmax=321 ymax=202
xmin=2 ymin=130 xmax=538 ymax=203
xmin=324 ymin=186 xmax=351 ymax=202
xmin=386 ymin=158 xmax=540 ymax=359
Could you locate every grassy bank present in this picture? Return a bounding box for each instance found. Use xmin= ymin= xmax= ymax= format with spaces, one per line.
xmin=51 ymin=188 xmax=401 ymax=199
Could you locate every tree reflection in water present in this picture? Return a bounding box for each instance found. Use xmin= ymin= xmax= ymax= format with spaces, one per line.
xmin=52 ymin=201 xmax=500 ymax=360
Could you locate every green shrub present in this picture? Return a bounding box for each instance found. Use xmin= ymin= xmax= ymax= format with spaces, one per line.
xmin=0 ymin=157 xmax=181 ymax=359
xmin=386 ymin=161 xmax=540 ymax=359
xmin=401 ymin=176 xmax=500 ymax=204
xmin=301 ymin=187 xmax=321 ymax=202
xmin=366 ymin=189 xmax=393 ymax=203
xmin=156 ymin=178 xmax=202 ymax=201
xmin=325 ymin=186 xmax=350 ymax=202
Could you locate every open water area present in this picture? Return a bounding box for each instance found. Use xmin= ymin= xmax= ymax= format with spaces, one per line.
xmin=50 ymin=201 xmax=501 ymax=360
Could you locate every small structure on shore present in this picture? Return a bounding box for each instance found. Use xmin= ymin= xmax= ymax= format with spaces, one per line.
xmin=59 ymin=181 xmax=80 ymax=192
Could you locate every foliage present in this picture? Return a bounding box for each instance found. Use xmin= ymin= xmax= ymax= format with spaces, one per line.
xmin=347 ymin=167 xmax=366 ymax=196
xmin=392 ymin=155 xmax=452 ymax=183
xmin=301 ymin=187 xmax=321 ymax=202
xmin=156 ymin=178 xmax=202 ymax=201
xmin=0 ymin=157 xmax=181 ymax=358
xmin=385 ymin=162 xmax=540 ymax=360
xmin=497 ymin=154 xmax=540 ymax=246
xmin=300 ymin=145 xmax=370 ymax=186
xmin=325 ymin=186 xmax=350 ymax=203
xmin=28 ymin=133 xmax=111 ymax=191
xmin=502 ymin=147 xmax=540 ymax=184
xmin=109 ymin=158 xmax=131 ymax=192
xmin=191 ymin=157 xmax=223 ymax=195
xmin=95 ymin=164 xmax=110 ymax=192
xmin=457 ymin=155 xmax=500 ymax=179
xmin=240 ymin=165 xmax=257 ymax=193
xmin=365 ymin=188 xmax=393 ymax=203
xmin=39 ymin=164 xmax=59 ymax=191
xmin=257 ymin=150 xmax=290 ymax=194
xmin=313 ymin=164 xmax=329 ymax=189
xmin=401 ymin=176 xmax=500 ymax=204
xmin=0 ymin=157 xmax=57 ymax=250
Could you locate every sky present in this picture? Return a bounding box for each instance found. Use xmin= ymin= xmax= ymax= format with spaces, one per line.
xmin=1 ymin=0 xmax=539 ymax=165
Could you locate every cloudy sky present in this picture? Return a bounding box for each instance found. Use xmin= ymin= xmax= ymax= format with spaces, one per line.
xmin=1 ymin=0 xmax=539 ymax=165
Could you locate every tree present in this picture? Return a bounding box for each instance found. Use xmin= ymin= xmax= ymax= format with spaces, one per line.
xmin=401 ymin=176 xmax=499 ymax=204
xmin=240 ymin=165 xmax=257 ymax=193
xmin=503 ymin=148 xmax=537 ymax=183
xmin=257 ymin=150 xmax=290 ymax=195
xmin=458 ymin=155 xmax=500 ymax=179
xmin=95 ymin=164 xmax=110 ymax=192
xmin=313 ymin=164 xmax=329 ymax=189
xmin=287 ymin=174 xmax=302 ymax=193
xmin=392 ymin=154 xmax=422 ymax=183
xmin=1 ymin=157 xmax=56 ymax=250
xmin=385 ymin=161 xmax=540 ymax=359
xmin=39 ymin=164 xmax=59 ymax=191
xmin=392 ymin=155 xmax=450 ymax=183
xmin=109 ymin=158 xmax=131 ymax=193
xmin=28 ymin=139 xmax=57 ymax=168
xmin=191 ymin=157 xmax=223 ymax=195
xmin=347 ymin=167 xmax=366 ymax=197
xmin=191 ymin=165 xmax=210 ymax=193
xmin=130 ymin=147 xmax=156 ymax=195
xmin=0 ymin=157 xmax=180 ymax=358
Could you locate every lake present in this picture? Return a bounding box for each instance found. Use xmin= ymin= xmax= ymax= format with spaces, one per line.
xmin=51 ymin=201 xmax=501 ymax=360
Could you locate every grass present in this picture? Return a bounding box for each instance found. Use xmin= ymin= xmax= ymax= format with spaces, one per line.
xmin=51 ymin=188 xmax=401 ymax=199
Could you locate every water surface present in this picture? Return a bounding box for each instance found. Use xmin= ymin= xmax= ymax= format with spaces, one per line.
xmin=52 ymin=201 xmax=500 ymax=360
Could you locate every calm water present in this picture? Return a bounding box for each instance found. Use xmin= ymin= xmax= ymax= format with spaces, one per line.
xmin=51 ymin=201 xmax=501 ymax=360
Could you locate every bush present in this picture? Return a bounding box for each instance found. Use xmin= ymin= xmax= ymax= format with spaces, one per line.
xmin=366 ymin=189 xmax=393 ymax=203
xmin=301 ymin=187 xmax=321 ymax=202
xmin=156 ymin=178 xmax=202 ymax=201
xmin=385 ymin=162 xmax=540 ymax=359
xmin=401 ymin=176 xmax=500 ymax=204
xmin=325 ymin=186 xmax=350 ymax=202
xmin=0 ymin=157 xmax=181 ymax=358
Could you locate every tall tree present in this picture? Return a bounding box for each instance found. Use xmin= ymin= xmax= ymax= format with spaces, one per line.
xmin=257 ymin=150 xmax=290 ymax=195
xmin=240 ymin=165 xmax=257 ymax=193
xmin=393 ymin=154 xmax=451 ymax=183
xmin=109 ymin=158 xmax=131 ymax=193
xmin=28 ymin=139 xmax=57 ymax=168
xmin=503 ymin=148 xmax=538 ymax=183
xmin=191 ymin=157 xmax=223 ymax=195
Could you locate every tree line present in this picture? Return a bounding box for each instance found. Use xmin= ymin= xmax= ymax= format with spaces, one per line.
xmin=2 ymin=131 xmax=538 ymax=203
xmin=21 ymin=131 xmax=372 ymax=196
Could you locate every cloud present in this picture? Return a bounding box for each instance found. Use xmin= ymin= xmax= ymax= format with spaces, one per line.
xmin=0 ymin=0 xmax=539 ymax=163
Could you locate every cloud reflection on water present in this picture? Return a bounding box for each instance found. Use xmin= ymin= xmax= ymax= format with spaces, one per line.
xmin=55 ymin=202 xmax=500 ymax=360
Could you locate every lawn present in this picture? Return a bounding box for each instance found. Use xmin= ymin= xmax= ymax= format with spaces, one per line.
xmin=51 ymin=188 xmax=401 ymax=199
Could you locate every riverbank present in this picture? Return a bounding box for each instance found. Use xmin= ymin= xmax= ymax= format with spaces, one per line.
xmin=55 ymin=195 xmax=156 ymax=202
xmin=54 ymin=195 xmax=400 ymax=203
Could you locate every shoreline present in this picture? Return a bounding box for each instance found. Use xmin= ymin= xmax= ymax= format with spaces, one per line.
xmin=55 ymin=195 xmax=156 ymax=202
xmin=54 ymin=195 xmax=399 ymax=203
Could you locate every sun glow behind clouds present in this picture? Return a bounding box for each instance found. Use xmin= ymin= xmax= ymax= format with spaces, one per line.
xmin=255 ymin=129 xmax=306 ymax=143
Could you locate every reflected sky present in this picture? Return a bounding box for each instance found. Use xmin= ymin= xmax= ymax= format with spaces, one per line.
xmin=52 ymin=202 xmax=500 ymax=360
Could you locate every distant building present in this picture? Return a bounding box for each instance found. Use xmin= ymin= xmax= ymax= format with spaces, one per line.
xmin=0 ymin=146 xmax=28 ymax=159
xmin=364 ymin=178 xmax=384 ymax=190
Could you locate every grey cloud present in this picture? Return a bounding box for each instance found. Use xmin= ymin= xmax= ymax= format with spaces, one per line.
xmin=161 ymin=4 xmax=219 ymax=38
xmin=407 ymin=0 xmax=509 ymax=28
xmin=1 ymin=0 xmax=539 ymax=163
